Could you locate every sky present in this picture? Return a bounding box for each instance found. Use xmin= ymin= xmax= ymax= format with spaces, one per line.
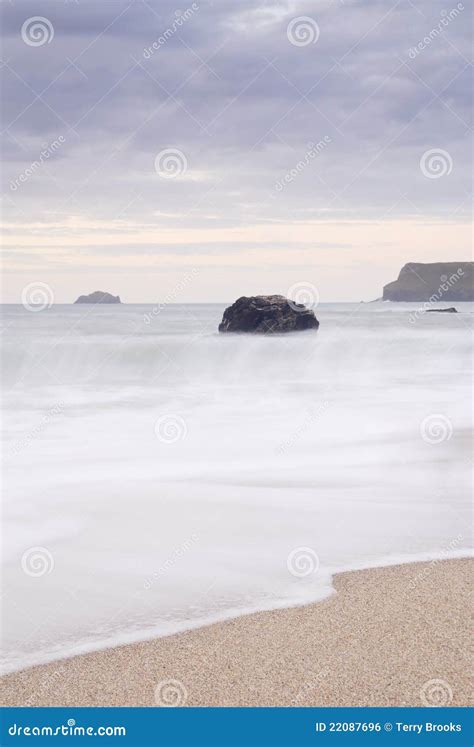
xmin=1 ymin=0 xmax=472 ymax=303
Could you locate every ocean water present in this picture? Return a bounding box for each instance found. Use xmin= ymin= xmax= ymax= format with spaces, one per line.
xmin=1 ymin=301 xmax=472 ymax=674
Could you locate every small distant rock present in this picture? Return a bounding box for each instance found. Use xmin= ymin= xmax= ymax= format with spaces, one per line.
xmin=74 ymin=291 xmax=121 ymax=304
xmin=218 ymin=295 xmax=319 ymax=334
xmin=426 ymin=307 xmax=458 ymax=313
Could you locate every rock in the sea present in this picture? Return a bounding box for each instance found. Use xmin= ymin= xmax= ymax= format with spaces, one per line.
xmin=426 ymin=307 xmax=458 ymax=313
xmin=74 ymin=291 xmax=121 ymax=304
xmin=218 ymin=295 xmax=319 ymax=334
xmin=383 ymin=262 xmax=473 ymax=302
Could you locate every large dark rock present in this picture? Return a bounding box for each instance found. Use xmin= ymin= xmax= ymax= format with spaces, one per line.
xmin=426 ymin=307 xmax=457 ymax=313
xmin=74 ymin=291 xmax=121 ymax=304
xmin=218 ymin=295 xmax=319 ymax=334
xmin=383 ymin=263 xmax=473 ymax=302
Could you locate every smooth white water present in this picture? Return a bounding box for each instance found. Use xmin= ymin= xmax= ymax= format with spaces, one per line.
xmin=1 ymin=302 xmax=472 ymax=673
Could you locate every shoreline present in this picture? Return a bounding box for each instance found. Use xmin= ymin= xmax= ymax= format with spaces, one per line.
xmin=1 ymin=557 xmax=472 ymax=707
xmin=2 ymin=548 xmax=471 ymax=677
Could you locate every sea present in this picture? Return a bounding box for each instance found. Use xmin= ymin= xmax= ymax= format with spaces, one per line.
xmin=1 ymin=301 xmax=472 ymax=673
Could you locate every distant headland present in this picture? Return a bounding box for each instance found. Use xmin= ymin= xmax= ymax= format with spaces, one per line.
xmin=74 ymin=291 xmax=121 ymax=304
xmin=383 ymin=263 xmax=473 ymax=302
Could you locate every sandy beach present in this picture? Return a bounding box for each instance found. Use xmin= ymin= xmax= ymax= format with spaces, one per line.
xmin=1 ymin=558 xmax=471 ymax=707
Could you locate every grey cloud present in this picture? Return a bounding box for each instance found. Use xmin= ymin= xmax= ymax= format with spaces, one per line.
xmin=1 ymin=0 xmax=471 ymax=236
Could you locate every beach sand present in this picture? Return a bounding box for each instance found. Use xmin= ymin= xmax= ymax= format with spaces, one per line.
xmin=1 ymin=558 xmax=471 ymax=707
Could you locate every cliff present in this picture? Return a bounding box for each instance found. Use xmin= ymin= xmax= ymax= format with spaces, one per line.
xmin=74 ymin=291 xmax=121 ymax=304
xmin=382 ymin=263 xmax=473 ymax=302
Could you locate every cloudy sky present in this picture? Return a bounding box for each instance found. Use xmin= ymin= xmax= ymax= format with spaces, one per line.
xmin=1 ymin=0 xmax=472 ymax=302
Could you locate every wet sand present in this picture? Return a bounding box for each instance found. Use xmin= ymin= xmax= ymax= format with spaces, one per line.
xmin=1 ymin=558 xmax=471 ymax=707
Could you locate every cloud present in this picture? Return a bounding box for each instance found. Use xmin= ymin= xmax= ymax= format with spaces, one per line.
xmin=0 ymin=0 xmax=471 ymax=300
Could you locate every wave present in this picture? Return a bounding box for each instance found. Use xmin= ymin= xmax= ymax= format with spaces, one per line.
xmin=2 ymin=549 xmax=472 ymax=676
